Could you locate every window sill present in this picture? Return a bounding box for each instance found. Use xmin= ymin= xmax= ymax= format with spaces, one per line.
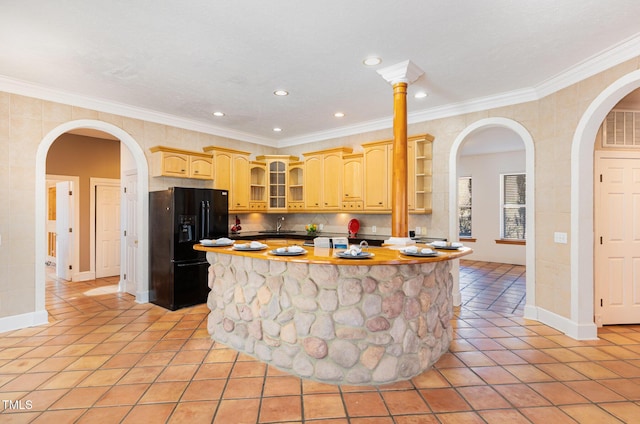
xmin=459 ymin=237 xmax=476 ymax=243
xmin=495 ymin=239 xmax=526 ymax=246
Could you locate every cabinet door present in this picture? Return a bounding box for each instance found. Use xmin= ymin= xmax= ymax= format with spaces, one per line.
xmin=364 ymin=145 xmax=389 ymax=209
xmin=161 ymin=152 xmax=189 ymax=177
xmin=343 ymin=157 xmax=363 ymax=201
xmin=268 ymin=161 xmax=287 ymax=209
xmin=232 ymin=155 xmax=250 ymax=209
xmin=214 ymin=151 xmax=232 ymax=191
xmin=190 ymin=156 xmax=213 ymax=180
xmin=304 ymin=155 xmax=322 ymax=209
xmin=323 ymin=152 xmax=342 ymax=208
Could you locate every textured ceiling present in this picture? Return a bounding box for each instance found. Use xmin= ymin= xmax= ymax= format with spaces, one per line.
xmin=2 ymin=1 xmax=640 ymax=147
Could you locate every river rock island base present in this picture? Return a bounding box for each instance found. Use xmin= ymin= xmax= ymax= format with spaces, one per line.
xmin=201 ymin=247 xmax=462 ymax=385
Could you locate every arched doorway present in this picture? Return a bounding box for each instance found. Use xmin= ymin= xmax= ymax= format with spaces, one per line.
xmin=571 ymin=70 xmax=640 ymax=339
xmin=35 ymin=119 xmax=149 ymax=315
xmin=449 ymin=117 xmax=536 ymax=319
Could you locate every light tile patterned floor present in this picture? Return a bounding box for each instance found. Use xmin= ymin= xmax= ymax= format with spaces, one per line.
xmin=0 ymin=262 xmax=639 ymax=423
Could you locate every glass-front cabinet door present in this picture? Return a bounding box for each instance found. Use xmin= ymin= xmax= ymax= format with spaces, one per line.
xmin=256 ymin=155 xmax=299 ymax=212
xmin=269 ymin=160 xmax=286 ymax=209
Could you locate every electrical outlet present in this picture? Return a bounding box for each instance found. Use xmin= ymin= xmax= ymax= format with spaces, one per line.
xmin=554 ymin=232 xmax=567 ymax=244
xmin=415 ymin=227 xmax=421 ymax=235
xmin=319 ymin=224 xmax=324 ymax=231
xmin=372 ymin=226 xmax=377 ymax=233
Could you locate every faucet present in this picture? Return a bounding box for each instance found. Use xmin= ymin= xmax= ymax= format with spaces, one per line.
xmin=276 ymin=216 xmax=285 ymax=232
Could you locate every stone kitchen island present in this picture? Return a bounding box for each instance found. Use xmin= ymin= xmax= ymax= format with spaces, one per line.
xmin=194 ymin=242 xmax=472 ymax=385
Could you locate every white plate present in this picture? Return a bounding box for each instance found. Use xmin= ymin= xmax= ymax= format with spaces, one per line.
xmin=335 ymin=251 xmax=374 ymax=259
xmin=269 ymin=249 xmax=307 ymax=256
xmin=400 ymin=250 xmax=440 ymax=257
xmin=201 ymin=240 xmax=234 ymax=247
xmin=233 ymin=245 xmax=267 ymax=251
xmin=429 ymin=242 xmax=463 ymax=250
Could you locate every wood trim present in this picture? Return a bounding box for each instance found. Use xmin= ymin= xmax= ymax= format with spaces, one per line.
xmin=495 ymin=239 xmax=526 ymax=245
xmin=202 ymin=145 xmax=251 ymax=155
xmin=255 ymin=154 xmax=300 ymax=161
xmin=460 ymin=237 xmax=477 ymax=243
xmin=302 ymin=147 xmax=353 ymax=157
xmin=149 ymin=145 xmax=213 ymax=158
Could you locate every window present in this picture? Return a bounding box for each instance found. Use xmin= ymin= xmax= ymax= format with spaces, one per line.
xmin=501 ymin=173 xmax=526 ymax=239
xmin=458 ymin=176 xmax=472 ymax=237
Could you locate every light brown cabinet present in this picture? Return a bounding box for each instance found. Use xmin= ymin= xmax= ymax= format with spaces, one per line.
xmin=150 ymin=146 xmax=213 ymax=180
xmin=342 ymin=153 xmax=364 ymax=210
xmin=408 ymin=134 xmax=434 ymax=213
xmin=249 ymin=161 xmax=267 ymax=211
xmin=303 ymin=147 xmax=352 ymax=211
xmin=203 ymin=146 xmax=251 ymax=212
xmin=288 ymin=161 xmax=305 ymax=210
xmin=362 ymin=141 xmax=392 ymax=211
xmin=256 ymin=155 xmax=300 ymax=212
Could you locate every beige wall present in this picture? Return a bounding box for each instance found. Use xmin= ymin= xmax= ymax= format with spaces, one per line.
xmin=1 ymin=56 xmax=640 ymax=324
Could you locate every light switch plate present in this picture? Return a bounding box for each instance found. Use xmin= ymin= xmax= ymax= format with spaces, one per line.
xmin=372 ymin=226 xmax=377 ymax=233
xmin=554 ymin=232 xmax=567 ymax=244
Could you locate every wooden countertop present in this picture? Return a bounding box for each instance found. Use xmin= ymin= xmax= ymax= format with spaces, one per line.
xmin=194 ymin=242 xmax=472 ymax=265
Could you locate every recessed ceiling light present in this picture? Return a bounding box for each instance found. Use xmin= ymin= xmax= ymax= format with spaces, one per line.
xmin=273 ymin=127 xmax=282 ymax=132
xmin=334 ymin=112 xmax=345 ymax=118
xmin=273 ymin=90 xmax=289 ymax=96
xmin=414 ymin=91 xmax=428 ymax=99
xmin=212 ymin=111 xmax=225 ymax=117
xmin=363 ymin=56 xmax=382 ymax=66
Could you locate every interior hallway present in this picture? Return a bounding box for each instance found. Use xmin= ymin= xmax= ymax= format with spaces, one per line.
xmin=0 ymin=261 xmax=638 ymax=423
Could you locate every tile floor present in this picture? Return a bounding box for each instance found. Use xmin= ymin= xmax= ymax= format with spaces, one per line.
xmin=459 ymin=260 xmax=526 ymax=316
xmin=0 ymin=262 xmax=639 ymax=423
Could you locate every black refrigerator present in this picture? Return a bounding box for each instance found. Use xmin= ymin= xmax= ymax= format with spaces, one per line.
xmin=149 ymin=187 xmax=228 ymax=310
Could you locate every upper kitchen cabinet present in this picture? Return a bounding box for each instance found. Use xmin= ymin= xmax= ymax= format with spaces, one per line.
xmin=407 ymin=134 xmax=434 ymax=213
xmin=150 ymin=146 xmax=213 ymax=180
xmin=287 ymin=161 xmax=304 ymax=210
xmin=303 ymin=147 xmax=352 ymax=211
xmin=203 ymin=146 xmax=251 ymax=212
xmin=342 ymin=152 xmax=364 ymax=211
xmin=362 ymin=140 xmax=392 ymax=211
xmin=249 ymin=161 xmax=267 ymax=211
xmin=256 ymin=155 xmax=299 ymax=212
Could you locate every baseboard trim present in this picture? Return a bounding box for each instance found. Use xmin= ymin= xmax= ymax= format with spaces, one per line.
xmin=535 ymin=306 xmax=598 ymax=340
xmin=73 ymin=271 xmax=96 ymax=282
xmin=136 ymin=289 xmax=149 ymax=304
xmin=0 ymin=310 xmax=49 ymax=334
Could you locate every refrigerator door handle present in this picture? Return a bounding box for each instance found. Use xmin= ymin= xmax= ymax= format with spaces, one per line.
xmin=199 ymin=200 xmax=209 ymax=240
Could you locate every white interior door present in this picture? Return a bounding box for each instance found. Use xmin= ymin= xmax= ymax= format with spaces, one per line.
xmin=96 ymin=184 xmax=121 ymax=278
xmin=55 ymin=181 xmax=73 ymax=281
xmin=124 ymin=172 xmax=138 ymax=295
xmin=595 ymin=154 xmax=640 ymax=325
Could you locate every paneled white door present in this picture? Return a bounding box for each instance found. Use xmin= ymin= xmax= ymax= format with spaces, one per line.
xmin=96 ymin=185 xmax=121 ymax=278
xmin=55 ymin=181 xmax=73 ymax=281
xmin=595 ymin=154 xmax=640 ymax=325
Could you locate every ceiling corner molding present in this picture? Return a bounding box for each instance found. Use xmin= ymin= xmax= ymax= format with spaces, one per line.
xmin=0 ymin=75 xmax=277 ymax=147
xmin=534 ymin=32 xmax=640 ymax=99
xmin=277 ymin=116 xmax=393 ymax=148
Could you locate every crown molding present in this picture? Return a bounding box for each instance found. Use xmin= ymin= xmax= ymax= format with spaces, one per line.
xmin=3 ymin=32 xmax=640 ymax=149
xmin=0 ymin=75 xmax=277 ymax=147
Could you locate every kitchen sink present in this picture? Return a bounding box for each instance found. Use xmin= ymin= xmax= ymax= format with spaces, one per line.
xmin=257 ymin=230 xmax=297 ymax=234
